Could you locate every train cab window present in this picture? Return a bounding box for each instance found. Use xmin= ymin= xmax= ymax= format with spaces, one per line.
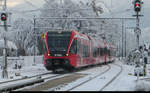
xmin=70 ymin=40 xmax=77 ymax=54
xmin=100 ymin=48 xmax=103 ymax=56
xmin=43 ymin=42 xmax=47 ymax=54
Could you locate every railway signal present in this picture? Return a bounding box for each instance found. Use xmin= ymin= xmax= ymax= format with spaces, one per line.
xmin=134 ymin=0 xmax=143 ymax=12
xmin=1 ymin=13 xmax=7 ymax=21
xmin=132 ymin=0 xmax=144 ymax=48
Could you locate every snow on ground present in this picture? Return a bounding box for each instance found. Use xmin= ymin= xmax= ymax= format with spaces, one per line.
xmin=103 ymin=61 xmax=137 ymax=91
xmin=57 ymin=60 xmax=122 ymax=91
xmin=54 ymin=65 xmax=109 ymax=91
xmin=73 ymin=65 xmax=120 ymax=91
xmin=0 ymin=56 xmax=49 ymax=82
xmin=136 ymin=80 xmax=150 ymax=91
xmin=55 ymin=59 xmax=150 ymax=91
xmin=1 ymin=57 xmax=150 ymax=91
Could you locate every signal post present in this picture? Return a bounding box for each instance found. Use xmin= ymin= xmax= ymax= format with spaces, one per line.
xmin=132 ymin=0 xmax=143 ymax=48
xmin=0 ymin=0 xmax=9 ymax=79
xmin=132 ymin=0 xmax=145 ymax=79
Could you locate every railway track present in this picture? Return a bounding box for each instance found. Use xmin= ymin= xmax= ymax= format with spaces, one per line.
xmin=0 ymin=72 xmax=64 ymax=92
xmin=17 ymin=64 xmax=108 ymax=91
xmin=0 ymin=62 xmax=118 ymax=92
xmin=62 ymin=62 xmax=123 ymax=91
xmin=19 ymin=72 xmax=85 ymax=91
xmin=99 ymin=63 xmax=123 ymax=91
xmin=66 ymin=65 xmax=111 ymax=91
xmin=0 ymin=64 xmax=103 ymax=92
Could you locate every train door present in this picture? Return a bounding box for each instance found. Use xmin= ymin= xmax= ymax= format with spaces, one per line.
xmin=76 ymin=39 xmax=82 ymax=67
xmin=92 ymin=47 xmax=99 ymax=64
xmin=108 ymin=49 xmax=111 ymax=62
xmin=104 ymin=47 xmax=107 ymax=64
xmin=99 ymin=48 xmax=104 ymax=63
xmin=81 ymin=40 xmax=90 ymax=66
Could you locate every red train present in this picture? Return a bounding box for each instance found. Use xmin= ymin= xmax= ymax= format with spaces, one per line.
xmin=43 ymin=30 xmax=116 ymax=73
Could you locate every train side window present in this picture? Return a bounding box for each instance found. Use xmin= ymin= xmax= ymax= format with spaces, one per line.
xmin=85 ymin=45 xmax=89 ymax=57
xmin=93 ymin=48 xmax=95 ymax=57
xmin=108 ymin=50 xmax=111 ymax=56
xmin=93 ymin=47 xmax=98 ymax=57
xmin=82 ymin=45 xmax=89 ymax=58
xmin=92 ymin=48 xmax=95 ymax=57
xmin=104 ymin=47 xmax=107 ymax=55
xmin=96 ymin=48 xmax=99 ymax=57
xmin=100 ymin=48 xmax=103 ymax=56
xmin=70 ymin=40 xmax=77 ymax=54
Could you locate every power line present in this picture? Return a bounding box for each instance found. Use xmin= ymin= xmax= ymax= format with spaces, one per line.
xmin=23 ymin=0 xmax=38 ymax=9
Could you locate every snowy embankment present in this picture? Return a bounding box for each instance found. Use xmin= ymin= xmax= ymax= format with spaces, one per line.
xmin=136 ymin=80 xmax=150 ymax=91
xmin=0 ymin=56 xmax=49 ymax=82
xmin=103 ymin=62 xmax=136 ymax=91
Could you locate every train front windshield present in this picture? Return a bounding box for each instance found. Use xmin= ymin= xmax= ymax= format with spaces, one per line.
xmin=47 ymin=32 xmax=71 ymax=55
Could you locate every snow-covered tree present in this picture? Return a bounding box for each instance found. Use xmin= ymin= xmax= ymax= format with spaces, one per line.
xmin=10 ymin=18 xmax=39 ymax=56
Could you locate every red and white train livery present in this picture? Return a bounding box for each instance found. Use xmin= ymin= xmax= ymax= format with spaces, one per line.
xmin=43 ymin=30 xmax=116 ymax=72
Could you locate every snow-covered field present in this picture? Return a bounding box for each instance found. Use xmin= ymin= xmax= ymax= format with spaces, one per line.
xmin=0 ymin=57 xmax=150 ymax=91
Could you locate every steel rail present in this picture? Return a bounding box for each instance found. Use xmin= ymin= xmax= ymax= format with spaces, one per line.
xmin=99 ymin=63 xmax=123 ymax=91
xmin=67 ymin=65 xmax=111 ymax=91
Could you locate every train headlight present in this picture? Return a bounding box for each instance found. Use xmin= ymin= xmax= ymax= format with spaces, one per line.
xmin=48 ymin=54 xmax=50 ymax=56
xmin=66 ymin=54 xmax=69 ymax=56
xmin=41 ymin=33 xmax=45 ymax=39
